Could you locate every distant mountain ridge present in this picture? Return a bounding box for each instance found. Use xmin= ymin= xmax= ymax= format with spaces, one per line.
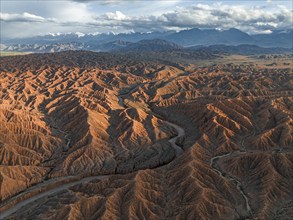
xmin=2 ymin=28 xmax=292 ymax=49
xmin=1 ymin=40 xmax=291 ymax=56
xmin=1 ymin=42 xmax=89 ymax=53
xmin=166 ymin=28 xmax=254 ymax=47
xmin=115 ymin=39 xmax=183 ymax=52
xmin=191 ymin=44 xmax=293 ymax=55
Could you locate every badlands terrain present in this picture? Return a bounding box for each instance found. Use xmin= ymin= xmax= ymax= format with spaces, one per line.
xmin=0 ymin=51 xmax=292 ymax=220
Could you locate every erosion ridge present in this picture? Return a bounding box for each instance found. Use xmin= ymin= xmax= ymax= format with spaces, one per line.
xmin=0 ymin=82 xmax=186 ymax=219
xmin=0 ymin=51 xmax=292 ymax=220
xmin=0 ymin=96 xmax=185 ymax=219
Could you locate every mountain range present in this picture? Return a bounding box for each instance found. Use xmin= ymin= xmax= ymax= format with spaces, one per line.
xmin=1 ymin=28 xmax=292 ymax=53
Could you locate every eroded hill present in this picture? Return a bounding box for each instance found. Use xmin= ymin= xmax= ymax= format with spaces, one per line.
xmin=0 ymin=51 xmax=292 ymax=220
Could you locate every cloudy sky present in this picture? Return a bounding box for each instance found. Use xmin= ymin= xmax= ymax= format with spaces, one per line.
xmin=0 ymin=0 xmax=292 ymax=39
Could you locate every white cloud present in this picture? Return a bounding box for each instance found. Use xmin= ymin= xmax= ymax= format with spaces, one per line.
xmin=103 ymin=11 xmax=127 ymax=20
xmin=255 ymin=29 xmax=273 ymax=34
xmin=53 ymin=2 xmax=94 ymax=22
xmin=0 ymin=12 xmax=46 ymax=22
xmin=145 ymin=3 xmax=292 ymax=33
xmin=1 ymin=1 xmax=292 ymax=39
